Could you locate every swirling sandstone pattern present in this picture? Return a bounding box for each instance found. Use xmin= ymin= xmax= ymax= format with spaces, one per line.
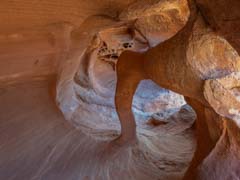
xmin=0 ymin=0 xmax=240 ymax=180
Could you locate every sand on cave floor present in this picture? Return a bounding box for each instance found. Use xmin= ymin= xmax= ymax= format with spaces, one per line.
xmin=0 ymin=80 xmax=196 ymax=180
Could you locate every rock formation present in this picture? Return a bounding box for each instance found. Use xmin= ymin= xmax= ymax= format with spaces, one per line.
xmin=0 ymin=0 xmax=240 ymax=180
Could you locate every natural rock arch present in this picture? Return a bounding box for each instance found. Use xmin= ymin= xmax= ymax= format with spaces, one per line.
xmin=114 ymin=0 xmax=240 ymax=180
xmin=54 ymin=0 xmax=240 ymax=179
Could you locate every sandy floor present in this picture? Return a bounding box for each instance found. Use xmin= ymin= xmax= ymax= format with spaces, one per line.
xmin=0 ymin=81 xmax=195 ymax=180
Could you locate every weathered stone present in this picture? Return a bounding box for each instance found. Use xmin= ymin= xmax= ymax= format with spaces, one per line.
xmin=1 ymin=0 xmax=240 ymax=179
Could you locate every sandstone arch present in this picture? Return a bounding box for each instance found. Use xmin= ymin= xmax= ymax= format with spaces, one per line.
xmin=113 ymin=0 xmax=240 ymax=179
xmin=1 ymin=0 xmax=240 ymax=179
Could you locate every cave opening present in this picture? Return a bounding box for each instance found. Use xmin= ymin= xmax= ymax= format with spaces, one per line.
xmin=1 ymin=0 xmax=240 ymax=179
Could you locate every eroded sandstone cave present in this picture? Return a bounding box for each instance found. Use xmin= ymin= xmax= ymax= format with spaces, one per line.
xmin=0 ymin=0 xmax=240 ymax=180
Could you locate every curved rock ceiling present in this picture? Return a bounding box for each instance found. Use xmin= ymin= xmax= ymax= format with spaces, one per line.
xmin=0 ymin=0 xmax=240 ymax=180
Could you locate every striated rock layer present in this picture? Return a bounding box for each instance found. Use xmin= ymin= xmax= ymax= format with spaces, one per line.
xmin=0 ymin=82 xmax=195 ymax=180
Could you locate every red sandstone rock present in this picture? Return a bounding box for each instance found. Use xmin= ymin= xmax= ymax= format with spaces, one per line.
xmin=0 ymin=0 xmax=240 ymax=179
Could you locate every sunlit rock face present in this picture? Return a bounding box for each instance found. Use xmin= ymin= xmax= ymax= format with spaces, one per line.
xmin=196 ymin=0 xmax=240 ymax=54
xmin=120 ymin=0 xmax=190 ymax=47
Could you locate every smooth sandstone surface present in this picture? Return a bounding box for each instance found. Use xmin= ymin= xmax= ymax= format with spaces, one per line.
xmin=0 ymin=81 xmax=195 ymax=180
